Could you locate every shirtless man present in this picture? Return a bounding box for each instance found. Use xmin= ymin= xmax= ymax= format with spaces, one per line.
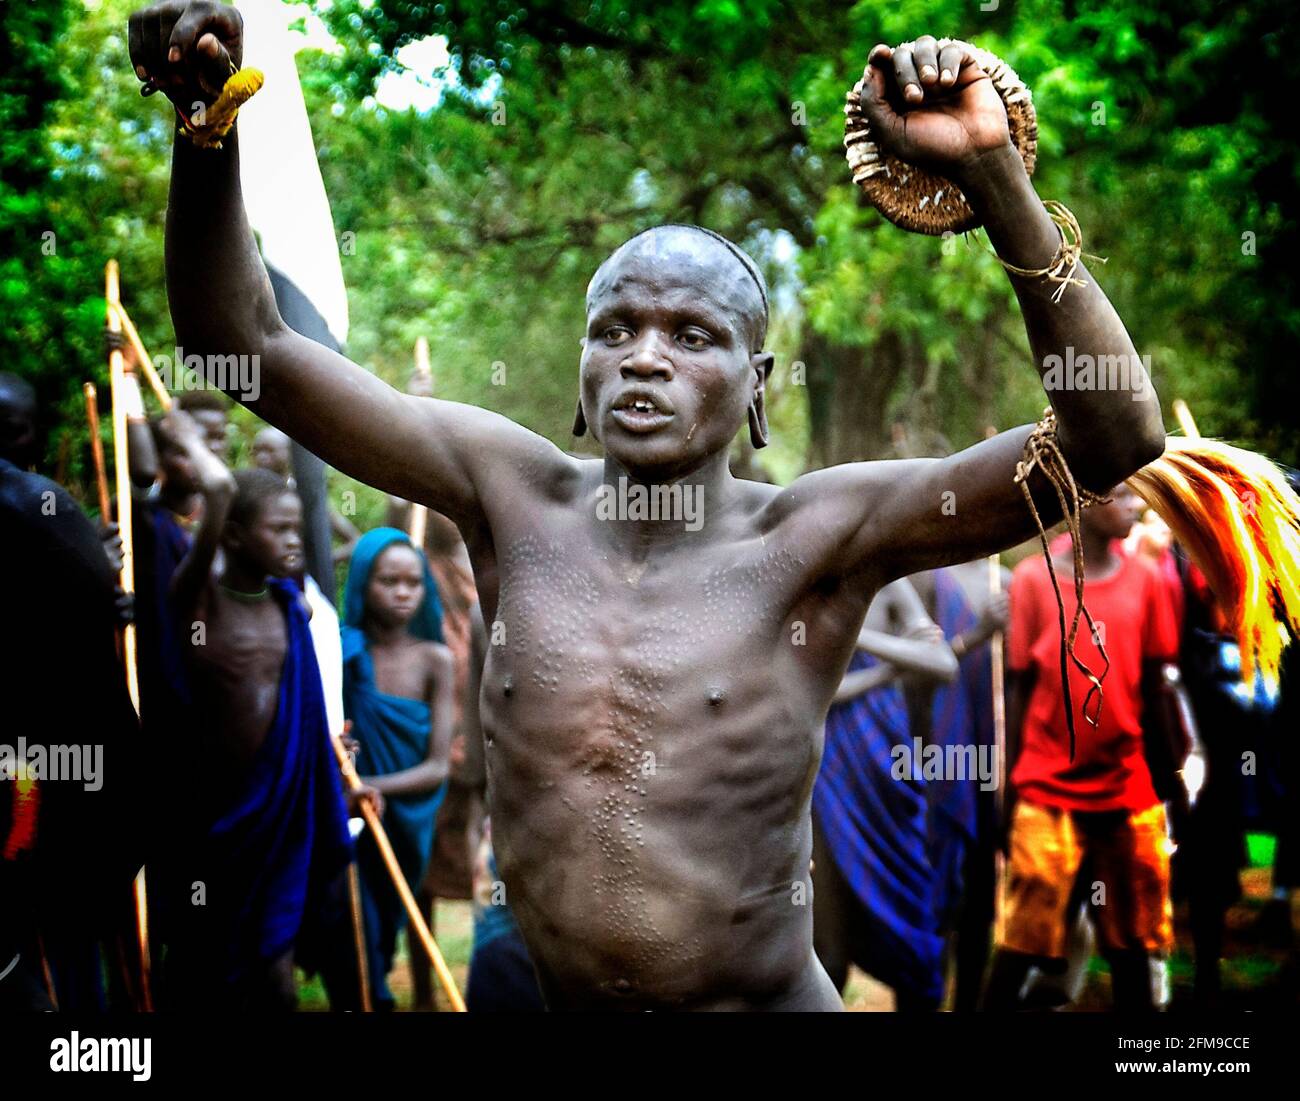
xmin=128 ymin=4 xmax=1165 ymax=1010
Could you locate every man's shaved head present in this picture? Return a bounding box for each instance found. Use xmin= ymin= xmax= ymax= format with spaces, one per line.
xmin=578 ymin=223 xmax=776 ymax=475
xmin=588 ymin=225 xmax=769 ymax=352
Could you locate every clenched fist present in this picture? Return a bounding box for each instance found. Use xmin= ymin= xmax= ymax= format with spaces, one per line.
xmin=128 ymin=1 xmax=243 ymax=112
xmin=858 ymin=36 xmax=1011 ymax=180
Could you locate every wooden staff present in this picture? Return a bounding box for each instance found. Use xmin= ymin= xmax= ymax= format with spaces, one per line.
xmin=82 ymin=384 xmax=111 ymax=519
xmin=37 ymin=933 xmax=59 ymax=1011
xmin=111 ymin=303 xmax=173 ymax=411
xmin=989 ymin=550 xmax=1010 ymax=944
xmin=989 ymin=554 xmax=1007 ymax=810
xmin=414 ymin=335 xmax=432 ymax=381
xmin=408 ymin=502 xmax=428 ymax=549
xmin=1172 ymin=398 xmax=1200 ymax=440
xmin=339 ymin=722 xmax=372 ymax=1012
xmin=346 ymin=863 xmax=373 ymax=1012
xmin=106 ymin=260 xmax=153 ymax=1011
xmin=329 ymin=732 xmax=466 ymax=1011
xmin=988 ymin=553 xmax=1007 ymax=841
xmin=407 ymin=337 xmax=433 ymax=548
xmin=107 ymin=263 xmax=140 ymax=714
xmin=979 ymin=424 xmax=1011 ymax=938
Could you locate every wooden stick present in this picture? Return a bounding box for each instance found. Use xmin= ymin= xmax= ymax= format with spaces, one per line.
xmin=408 ymin=503 xmax=428 ymax=550
xmin=341 ymin=725 xmax=373 ymax=1012
xmin=112 ymin=303 xmax=173 ymax=410
xmin=346 ymin=862 xmax=373 ymax=1012
xmin=989 ymin=551 xmax=1009 ymax=946
xmin=406 ymin=338 xmax=433 ymax=548
xmin=37 ymin=932 xmax=59 ymax=1011
xmin=1172 ymin=398 xmax=1200 ymax=440
xmin=414 ymin=335 xmax=432 ymax=382
xmin=978 ymin=424 xmax=1012 ymax=941
xmin=107 ymin=260 xmax=153 ymax=1012
xmin=329 ymin=733 xmax=466 ymax=1011
xmin=988 ymin=554 xmax=1007 ymax=816
xmin=83 ymin=383 xmax=111 ymax=520
xmin=106 ymin=263 xmax=140 ymax=716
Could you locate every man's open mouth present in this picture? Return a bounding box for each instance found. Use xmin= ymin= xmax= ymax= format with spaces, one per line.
xmin=610 ymin=388 xmax=675 ymax=433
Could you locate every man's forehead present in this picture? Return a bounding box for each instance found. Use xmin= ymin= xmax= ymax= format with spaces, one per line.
xmin=588 ymin=230 xmax=759 ymax=316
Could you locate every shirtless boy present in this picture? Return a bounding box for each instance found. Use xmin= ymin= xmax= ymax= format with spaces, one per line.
xmin=128 ymin=4 xmax=1165 ymax=1010
xmin=161 ymin=410 xmax=355 ymax=1008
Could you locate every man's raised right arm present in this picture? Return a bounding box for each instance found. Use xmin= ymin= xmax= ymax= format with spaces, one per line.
xmin=130 ymin=2 xmax=561 ymax=527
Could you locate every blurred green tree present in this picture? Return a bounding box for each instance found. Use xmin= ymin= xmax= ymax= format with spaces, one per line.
xmin=302 ymin=0 xmax=1300 ymax=466
xmin=5 ymin=0 xmax=1295 ymax=512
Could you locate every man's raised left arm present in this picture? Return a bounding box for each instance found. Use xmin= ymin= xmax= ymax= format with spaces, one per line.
xmin=793 ymin=37 xmax=1164 ymax=585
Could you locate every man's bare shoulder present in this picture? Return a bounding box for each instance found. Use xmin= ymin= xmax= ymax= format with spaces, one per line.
xmin=751 ymin=457 xmax=919 ymax=535
xmin=409 ymin=396 xmax=585 ymax=502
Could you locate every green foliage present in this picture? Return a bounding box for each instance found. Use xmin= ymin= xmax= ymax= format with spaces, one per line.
xmin=5 ymin=0 xmax=1296 ymax=510
xmin=298 ymin=0 xmax=1300 ymax=466
xmin=2 ymin=0 xmax=177 ymax=493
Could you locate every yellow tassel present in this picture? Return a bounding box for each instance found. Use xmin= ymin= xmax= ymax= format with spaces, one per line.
xmin=179 ymin=67 xmax=264 ymax=149
xmin=1127 ymin=437 xmax=1300 ymax=685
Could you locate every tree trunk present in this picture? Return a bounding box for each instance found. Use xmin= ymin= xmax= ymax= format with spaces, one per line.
xmin=801 ymin=329 xmax=906 ymax=469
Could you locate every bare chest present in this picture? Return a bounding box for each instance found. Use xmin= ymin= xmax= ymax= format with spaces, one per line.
xmin=193 ymin=596 xmax=286 ymax=682
xmin=369 ymin=643 xmax=429 ymax=703
xmin=478 ymin=533 xmax=820 ymax=759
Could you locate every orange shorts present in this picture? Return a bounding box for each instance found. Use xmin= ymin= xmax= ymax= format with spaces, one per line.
xmin=997 ymin=799 xmax=1173 ymax=959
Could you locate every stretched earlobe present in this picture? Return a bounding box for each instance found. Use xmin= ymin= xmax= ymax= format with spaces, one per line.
xmin=572 ymin=397 xmax=588 ymax=437
xmin=748 ymin=399 xmax=769 ymax=450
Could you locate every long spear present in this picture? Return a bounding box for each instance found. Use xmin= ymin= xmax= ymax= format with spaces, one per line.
xmin=1171 ymin=398 xmax=1200 ymax=440
xmin=407 ymin=337 xmax=433 ymax=548
xmin=983 ymin=425 xmax=1010 ymax=941
xmin=106 ymin=262 xmax=139 ymax=714
xmin=329 ymin=732 xmax=466 ymax=1011
xmin=345 ymin=862 xmax=373 ymax=1012
xmin=989 ymin=551 xmax=1008 ymax=942
xmin=111 ymin=303 xmax=173 ymax=411
xmin=340 ymin=722 xmax=372 ymax=1012
xmin=106 ymin=260 xmax=153 ymax=1011
xmin=82 ymin=383 xmax=111 ymax=520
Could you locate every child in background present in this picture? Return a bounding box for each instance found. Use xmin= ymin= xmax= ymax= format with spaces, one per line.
xmin=161 ymin=411 xmax=355 ymax=1009
xmin=341 ymin=528 xmax=455 ymax=1010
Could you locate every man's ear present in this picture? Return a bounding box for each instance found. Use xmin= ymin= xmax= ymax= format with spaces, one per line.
xmin=573 ymin=340 xmax=589 ymax=437
xmin=748 ymin=352 xmax=774 ymax=450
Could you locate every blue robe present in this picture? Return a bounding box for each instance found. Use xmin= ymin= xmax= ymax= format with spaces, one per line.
xmin=185 ymin=577 xmax=353 ymax=989
xmin=813 ymin=651 xmax=944 ymax=1003
xmin=341 ymin=528 xmax=446 ymax=1007
xmin=927 ymin=569 xmax=986 ymax=925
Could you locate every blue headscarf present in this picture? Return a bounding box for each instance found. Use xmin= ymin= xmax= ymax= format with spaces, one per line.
xmin=338 ymin=527 xmax=446 ymax=1008
xmin=341 ymin=527 xmax=443 ymax=651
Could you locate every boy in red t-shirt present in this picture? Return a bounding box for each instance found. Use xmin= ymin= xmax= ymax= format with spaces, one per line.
xmin=983 ymin=485 xmax=1180 ymax=1010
